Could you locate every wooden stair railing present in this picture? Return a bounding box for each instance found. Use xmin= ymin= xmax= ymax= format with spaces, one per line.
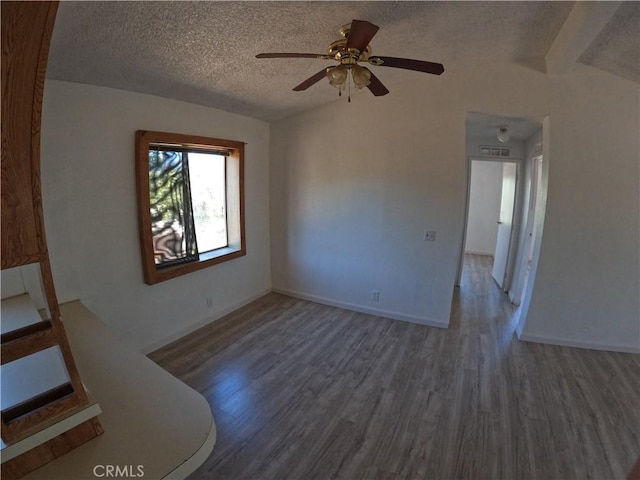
xmin=1 ymin=2 xmax=103 ymax=476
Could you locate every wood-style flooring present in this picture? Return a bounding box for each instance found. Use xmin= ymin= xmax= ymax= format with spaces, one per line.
xmin=149 ymin=254 xmax=640 ymax=479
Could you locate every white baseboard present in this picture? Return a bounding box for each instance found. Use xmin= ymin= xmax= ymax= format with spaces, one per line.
xmin=141 ymin=288 xmax=272 ymax=354
xmin=273 ymin=287 xmax=449 ymax=329
xmin=519 ymin=332 xmax=640 ymax=354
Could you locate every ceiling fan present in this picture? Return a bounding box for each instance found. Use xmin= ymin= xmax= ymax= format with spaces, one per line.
xmin=256 ymin=19 xmax=444 ymax=100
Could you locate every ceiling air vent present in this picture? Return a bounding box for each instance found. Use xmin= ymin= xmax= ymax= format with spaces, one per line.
xmin=480 ymin=145 xmax=511 ymax=157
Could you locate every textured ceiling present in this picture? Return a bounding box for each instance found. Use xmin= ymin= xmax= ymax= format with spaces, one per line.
xmin=47 ymin=1 xmax=572 ymax=121
xmin=578 ymin=1 xmax=640 ymax=84
xmin=47 ymin=1 xmax=634 ymax=122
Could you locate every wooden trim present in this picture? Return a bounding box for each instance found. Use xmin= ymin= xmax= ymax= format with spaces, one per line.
xmin=2 ymin=383 xmax=74 ymax=424
xmin=1 ymin=325 xmax=57 ymax=365
xmin=1 ymin=1 xmax=58 ymax=266
xmin=1 ymin=253 xmax=47 ymax=270
xmin=1 ymin=417 xmax=103 ymax=480
xmin=135 ymin=130 xmax=155 ymax=283
xmin=237 ymin=144 xmax=246 ymax=257
xmin=1 ymin=320 xmax=52 ymax=344
xmin=151 ymin=249 xmax=246 ymax=284
xmin=1 ymin=392 xmax=85 ymax=443
xmin=138 ymin=130 xmax=245 ymax=152
xmin=628 ymin=457 xmax=640 ymax=480
xmin=135 ymin=130 xmax=246 ymax=285
xmin=1 ymin=0 xmax=92 ymax=444
xmin=39 ymin=259 xmax=89 ymax=405
xmin=29 ymin=1 xmax=59 ymax=268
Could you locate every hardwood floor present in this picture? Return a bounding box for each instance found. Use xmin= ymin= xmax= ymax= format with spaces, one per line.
xmin=149 ymin=254 xmax=640 ymax=479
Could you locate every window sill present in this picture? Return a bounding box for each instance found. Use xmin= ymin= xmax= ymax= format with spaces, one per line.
xmin=144 ymin=246 xmax=245 ymax=285
xmin=199 ymin=246 xmax=240 ymax=262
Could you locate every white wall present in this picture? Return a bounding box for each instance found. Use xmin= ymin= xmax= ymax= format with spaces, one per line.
xmin=521 ymin=65 xmax=640 ymax=352
xmin=1 ymin=265 xmax=48 ymax=310
xmin=465 ymin=161 xmax=502 ymax=255
xmin=270 ymin=62 xmax=551 ymax=327
xmin=39 ymin=63 xmax=639 ymax=354
xmin=271 ymin=60 xmax=639 ymax=352
xmin=40 ymin=81 xmax=271 ymax=352
xmin=1 ymin=267 xmax=26 ymax=299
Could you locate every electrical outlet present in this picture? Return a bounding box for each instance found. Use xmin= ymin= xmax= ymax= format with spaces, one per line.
xmin=372 ymin=290 xmax=380 ymax=302
xmin=424 ymin=230 xmax=436 ymax=241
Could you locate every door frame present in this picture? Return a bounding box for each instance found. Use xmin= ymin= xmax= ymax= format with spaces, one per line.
xmin=509 ymin=154 xmax=544 ymax=305
xmin=456 ymin=155 xmax=523 ymax=289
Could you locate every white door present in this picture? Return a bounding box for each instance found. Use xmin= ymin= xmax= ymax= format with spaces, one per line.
xmin=492 ymin=163 xmax=517 ymax=289
xmin=518 ymin=156 xmax=543 ymax=303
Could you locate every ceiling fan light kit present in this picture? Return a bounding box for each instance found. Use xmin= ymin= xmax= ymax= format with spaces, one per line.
xmin=327 ymin=65 xmax=348 ymax=88
xmin=326 ymin=64 xmax=372 ymax=101
xmin=351 ymin=64 xmax=372 ymax=89
xmin=256 ymin=19 xmax=444 ymax=101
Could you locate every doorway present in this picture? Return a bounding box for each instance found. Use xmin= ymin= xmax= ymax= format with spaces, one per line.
xmin=460 ymin=159 xmax=519 ymax=291
xmin=455 ymin=112 xmax=548 ymax=338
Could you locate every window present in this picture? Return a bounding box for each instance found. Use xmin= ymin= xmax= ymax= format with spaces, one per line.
xmin=136 ymin=131 xmax=245 ymax=284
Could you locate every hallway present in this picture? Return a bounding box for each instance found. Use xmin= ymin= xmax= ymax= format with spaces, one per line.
xmin=151 ymin=254 xmax=640 ymax=479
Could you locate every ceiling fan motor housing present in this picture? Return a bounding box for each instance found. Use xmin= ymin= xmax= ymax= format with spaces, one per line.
xmin=328 ymin=39 xmax=371 ymax=64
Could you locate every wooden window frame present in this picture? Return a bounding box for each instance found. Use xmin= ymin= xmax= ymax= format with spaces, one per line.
xmin=135 ymin=130 xmax=245 ymax=285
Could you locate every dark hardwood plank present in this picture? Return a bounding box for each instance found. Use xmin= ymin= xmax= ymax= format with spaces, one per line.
xmin=150 ymin=254 xmax=640 ymax=479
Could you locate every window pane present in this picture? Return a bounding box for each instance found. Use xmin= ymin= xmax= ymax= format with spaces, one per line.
xmin=188 ymin=153 xmax=228 ymax=252
xmin=149 ymin=150 xmax=198 ymax=266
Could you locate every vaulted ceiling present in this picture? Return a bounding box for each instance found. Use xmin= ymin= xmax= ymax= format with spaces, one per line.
xmin=47 ymin=1 xmax=638 ymax=123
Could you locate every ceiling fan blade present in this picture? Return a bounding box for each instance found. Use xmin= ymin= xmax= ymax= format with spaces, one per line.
xmin=365 ymin=69 xmax=389 ymax=96
xmin=256 ymin=53 xmax=330 ymax=59
xmin=345 ymin=19 xmax=379 ymax=52
xmin=371 ymin=56 xmax=444 ymax=75
xmin=293 ymin=69 xmax=329 ymax=91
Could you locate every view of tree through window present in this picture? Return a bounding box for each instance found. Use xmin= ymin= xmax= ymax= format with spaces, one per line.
xmin=148 ymin=149 xmax=227 ymax=267
xmin=148 ymin=149 xmax=193 ymax=266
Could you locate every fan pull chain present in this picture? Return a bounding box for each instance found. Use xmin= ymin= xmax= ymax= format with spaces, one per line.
xmin=348 ymin=66 xmax=351 ymax=103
